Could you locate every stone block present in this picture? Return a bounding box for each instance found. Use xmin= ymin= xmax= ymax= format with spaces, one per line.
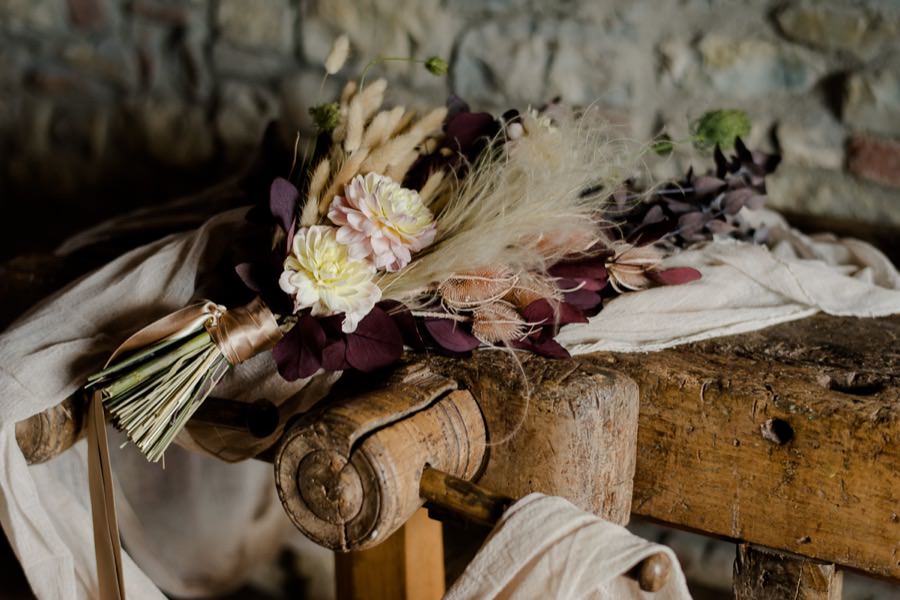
xmin=847 ymin=133 xmax=900 ymax=189
xmin=0 ymin=0 xmax=68 ymax=33
xmin=216 ymin=0 xmax=294 ymax=55
xmin=774 ymin=2 xmax=883 ymax=56
xmin=767 ymin=165 xmax=900 ymax=226
xmin=697 ymin=34 xmax=826 ymax=97
xmin=843 ymin=55 xmax=900 ymax=136
xmin=775 ymin=104 xmax=846 ymax=170
xmin=215 ymin=80 xmax=278 ymax=158
xmin=134 ymin=99 xmax=216 ymax=168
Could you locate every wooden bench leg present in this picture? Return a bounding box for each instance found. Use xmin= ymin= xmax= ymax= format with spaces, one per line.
xmin=734 ymin=544 xmax=843 ymax=599
xmin=335 ymin=508 xmax=445 ymax=600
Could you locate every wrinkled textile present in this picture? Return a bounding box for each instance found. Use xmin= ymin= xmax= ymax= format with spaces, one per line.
xmin=558 ymin=210 xmax=900 ymax=353
xmin=445 ymin=494 xmax=691 ymax=600
xmin=0 ymin=200 xmax=898 ymax=599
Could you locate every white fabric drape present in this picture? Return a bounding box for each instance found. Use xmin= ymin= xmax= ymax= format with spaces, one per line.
xmin=445 ymin=494 xmax=691 ymax=600
xmin=0 ymin=203 xmax=897 ymax=598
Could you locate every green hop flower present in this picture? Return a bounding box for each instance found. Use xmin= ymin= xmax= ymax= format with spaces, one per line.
xmin=424 ymin=56 xmax=449 ymax=76
xmin=309 ymin=102 xmax=340 ymax=132
xmin=693 ymin=109 xmax=752 ymax=150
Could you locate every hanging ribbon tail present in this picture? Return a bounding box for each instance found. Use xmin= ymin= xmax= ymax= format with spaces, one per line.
xmin=87 ymin=393 xmax=126 ymax=600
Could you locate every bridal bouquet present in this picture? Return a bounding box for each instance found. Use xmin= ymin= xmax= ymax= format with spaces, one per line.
xmin=85 ymin=36 xmax=777 ymax=462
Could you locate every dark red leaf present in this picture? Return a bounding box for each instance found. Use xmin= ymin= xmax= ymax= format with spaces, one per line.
xmin=549 ymin=260 xmax=608 ymax=281
xmin=522 ymin=299 xmax=588 ymax=328
xmin=270 ymin=177 xmax=299 ymax=233
xmin=379 ymin=300 xmax=425 ymax=350
xmin=562 ymin=289 xmax=603 ymax=311
xmin=650 ymin=267 xmax=702 ymax=286
xmin=321 ymin=338 xmax=349 ymax=371
xmin=424 ymin=318 xmax=480 ymax=353
xmin=273 ymin=314 xmax=325 ymax=381
xmin=345 ymin=307 xmax=403 ymax=372
xmin=511 ymin=337 xmax=571 ymax=359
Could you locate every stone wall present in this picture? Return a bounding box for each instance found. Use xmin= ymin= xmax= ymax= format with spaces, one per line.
xmin=1 ymin=0 xmax=899 ymax=258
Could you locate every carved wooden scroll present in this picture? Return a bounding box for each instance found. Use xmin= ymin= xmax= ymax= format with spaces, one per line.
xmin=274 ymin=364 xmax=486 ymax=551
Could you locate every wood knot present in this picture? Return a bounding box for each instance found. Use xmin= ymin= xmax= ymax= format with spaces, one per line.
xmin=297 ymin=451 xmax=363 ymax=524
xmin=760 ymin=418 xmax=794 ymax=445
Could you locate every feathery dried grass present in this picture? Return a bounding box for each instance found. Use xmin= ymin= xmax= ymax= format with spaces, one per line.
xmin=378 ymin=110 xmax=638 ymax=301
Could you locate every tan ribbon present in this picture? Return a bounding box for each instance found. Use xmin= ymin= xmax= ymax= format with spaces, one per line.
xmin=87 ymin=298 xmax=282 ymax=600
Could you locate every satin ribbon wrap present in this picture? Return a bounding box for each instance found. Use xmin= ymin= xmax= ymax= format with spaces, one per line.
xmin=87 ymin=298 xmax=282 ymax=600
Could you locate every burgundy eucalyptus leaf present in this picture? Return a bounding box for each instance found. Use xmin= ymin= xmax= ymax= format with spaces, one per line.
xmin=270 ymin=177 xmax=299 ymax=234
xmin=424 ymin=318 xmax=480 ymax=353
xmin=562 ymin=289 xmax=603 ymax=311
xmin=345 ymin=307 xmax=403 ymax=372
xmin=445 ymin=111 xmax=498 ymax=154
xmin=723 ymin=188 xmax=754 ymax=215
xmin=548 ymin=260 xmax=608 ymax=281
xmin=273 ymin=314 xmax=325 ymax=381
xmin=692 ymin=175 xmax=727 ymax=196
xmin=522 ymin=299 xmax=588 ymax=328
xmin=321 ymin=338 xmax=349 ymax=371
xmin=650 ymin=267 xmax=702 ymax=286
xmin=379 ymin=300 xmax=425 ymax=350
xmin=512 ymin=337 xmax=571 ymax=359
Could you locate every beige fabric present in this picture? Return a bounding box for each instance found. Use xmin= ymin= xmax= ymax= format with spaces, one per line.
xmin=445 ymin=494 xmax=691 ymax=600
xmin=558 ymin=210 xmax=900 ymax=353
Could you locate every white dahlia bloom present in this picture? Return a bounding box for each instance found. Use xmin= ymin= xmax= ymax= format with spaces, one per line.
xmin=328 ymin=173 xmax=437 ymax=272
xmin=279 ymin=226 xmax=381 ymax=333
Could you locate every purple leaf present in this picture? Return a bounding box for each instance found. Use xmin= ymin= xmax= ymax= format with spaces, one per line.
xmin=692 ymin=175 xmax=727 ymax=196
xmin=379 ymin=300 xmax=425 ymax=350
xmin=321 ymin=338 xmax=349 ymax=371
xmin=345 ymin=307 xmax=403 ymax=372
xmin=562 ymin=289 xmax=603 ymax=311
xmin=270 ymin=177 xmax=299 ymax=233
xmin=273 ymin=314 xmax=325 ymax=381
xmin=512 ymin=337 xmax=571 ymax=359
xmin=424 ymin=318 xmax=480 ymax=353
xmin=549 ymin=260 xmax=608 ymax=281
xmin=650 ymin=267 xmax=702 ymax=286
xmin=445 ymin=111 xmax=498 ymax=154
xmin=522 ymin=299 xmax=588 ymax=328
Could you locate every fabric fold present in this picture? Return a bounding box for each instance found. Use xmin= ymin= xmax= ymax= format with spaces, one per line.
xmin=445 ymin=494 xmax=691 ymax=600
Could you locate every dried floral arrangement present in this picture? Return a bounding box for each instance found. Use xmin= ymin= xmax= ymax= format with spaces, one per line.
xmin=85 ymin=36 xmax=779 ymax=462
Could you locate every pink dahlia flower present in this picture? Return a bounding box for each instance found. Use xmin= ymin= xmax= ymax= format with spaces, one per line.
xmin=328 ymin=173 xmax=437 ymax=272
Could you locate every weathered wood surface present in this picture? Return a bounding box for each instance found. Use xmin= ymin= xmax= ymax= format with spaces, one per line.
xmin=275 ymin=366 xmax=486 ymax=551
xmin=425 ymin=314 xmax=900 ymax=580
xmin=427 ymin=357 xmax=640 ymax=523
xmin=734 ymin=544 xmax=843 ymax=600
xmin=334 ymin=508 xmax=445 ymax=600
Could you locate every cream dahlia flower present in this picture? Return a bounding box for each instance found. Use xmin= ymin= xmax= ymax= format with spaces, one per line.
xmin=328 ymin=173 xmax=436 ymax=272
xmin=279 ymin=226 xmax=381 ymax=333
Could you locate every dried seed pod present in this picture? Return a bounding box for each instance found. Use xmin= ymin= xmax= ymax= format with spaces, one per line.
xmin=606 ymin=242 xmax=665 ymax=292
xmin=472 ymin=302 xmax=526 ymax=344
xmin=438 ymin=268 xmax=518 ymax=310
xmin=504 ymin=272 xmax=561 ymax=310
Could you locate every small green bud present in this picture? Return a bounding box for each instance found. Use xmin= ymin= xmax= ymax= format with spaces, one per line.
xmin=693 ymin=109 xmax=752 ymax=150
xmin=309 ymin=102 xmax=340 ymax=132
xmin=424 ymin=56 xmax=449 ymax=76
xmin=651 ymin=134 xmax=674 ymax=156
